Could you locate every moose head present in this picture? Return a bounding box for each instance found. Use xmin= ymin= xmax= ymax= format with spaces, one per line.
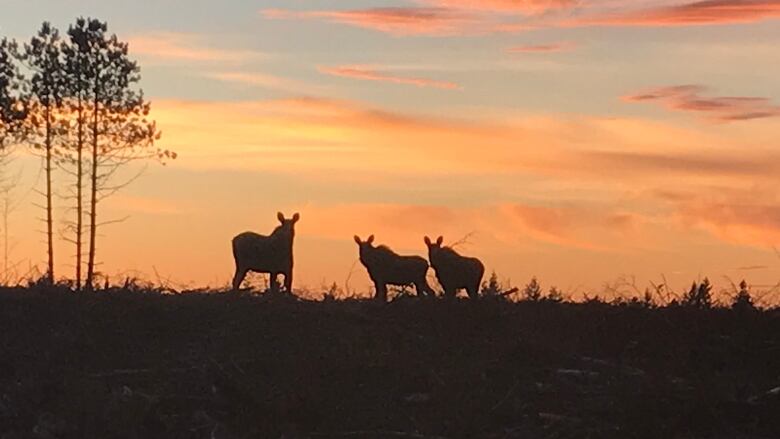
xmin=424 ymin=236 xmax=444 ymax=250
xmin=354 ymin=234 xmax=376 ymax=257
xmin=275 ymin=212 xmax=300 ymax=236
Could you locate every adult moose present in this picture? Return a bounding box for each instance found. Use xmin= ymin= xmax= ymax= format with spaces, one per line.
xmin=424 ymin=236 xmax=484 ymax=299
xmin=354 ymin=235 xmax=434 ymax=302
xmin=232 ymin=212 xmax=300 ymax=292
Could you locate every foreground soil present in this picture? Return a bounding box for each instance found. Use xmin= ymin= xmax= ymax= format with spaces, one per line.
xmin=1 ymin=287 xmax=779 ymax=439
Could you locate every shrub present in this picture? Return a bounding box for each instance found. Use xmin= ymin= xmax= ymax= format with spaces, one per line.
xmin=481 ymin=271 xmax=503 ymax=297
xmin=682 ymin=278 xmax=713 ymax=309
xmin=732 ymin=280 xmax=755 ymax=311
xmin=523 ymin=277 xmax=542 ymax=302
xmin=545 ymin=286 xmax=564 ymax=303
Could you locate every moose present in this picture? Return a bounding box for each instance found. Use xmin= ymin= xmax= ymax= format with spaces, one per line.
xmin=354 ymin=235 xmax=434 ymax=302
xmin=424 ymin=236 xmax=484 ymax=299
xmin=231 ymin=212 xmax=300 ymax=292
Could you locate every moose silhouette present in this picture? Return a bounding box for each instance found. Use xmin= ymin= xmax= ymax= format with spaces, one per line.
xmin=354 ymin=235 xmax=434 ymax=302
xmin=231 ymin=212 xmax=300 ymax=292
xmin=424 ymin=236 xmax=484 ymax=299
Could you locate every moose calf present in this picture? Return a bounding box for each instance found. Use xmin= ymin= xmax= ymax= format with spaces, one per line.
xmin=424 ymin=236 xmax=484 ymax=299
xmin=354 ymin=235 xmax=434 ymax=302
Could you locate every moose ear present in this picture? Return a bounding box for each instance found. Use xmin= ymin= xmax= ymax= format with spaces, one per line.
xmin=436 ymin=236 xmax=444 ymax=246
xmin=354 ymin=235 xmax=361 ymax=244
xmin=277 ymin=212 xmax=285 ymax=223
xmin=424 ymin=236 xmax=432 ymax=246
xmin=367 ymin=235 xmax=375 ymax=244
xmin=292 ymin=212 xmax=300 ymax=223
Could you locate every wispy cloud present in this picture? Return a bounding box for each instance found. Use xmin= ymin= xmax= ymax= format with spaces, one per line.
xmin=261 ymin=7 xmax=476 ymax=36
xmin=207 ymin=72 xmax=325 ymax=94
xmin=300 ymin=201 xmax=639 ymax=252
xmin=666 ymin=190 xmax=780 ymax=248
xmin=259 ymin=3 xmax=551 ymax=36
xmin=427 ymin=0 xmax=577 ymax=13
xmin=623 ymin=85 xmax=780 ymax=122
xmin=128 ymin=32 xmax=265 ymax=64
xmin=318 ymin=65 xmax=461 ymax=90
xmin=507 ymin=42 xmax=574 ymax=53
xmin=577 ymin=150 xmax=777 ymax=177
xmin=152 ymin=97 xmax=780 ymax=181
xmin=573 ymin=0 xmax=780 ymax=27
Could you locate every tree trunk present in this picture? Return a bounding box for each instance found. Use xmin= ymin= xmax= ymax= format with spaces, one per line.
xmin=75 ymin=98 xmax=83 ymax=291
xmin=86 ymin=88 xmax=99 ymax=290
xmin=45 ymin=104 xmax=54 ymax=283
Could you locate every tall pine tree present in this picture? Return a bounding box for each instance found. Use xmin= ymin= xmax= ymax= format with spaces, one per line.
xmin=65 ymin=18 xmax=169 ymax=289
xmin=22 ymin=23 xmax=66 ymax=283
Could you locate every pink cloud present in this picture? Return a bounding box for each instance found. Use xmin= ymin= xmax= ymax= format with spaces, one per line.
xmin=574 ymin=0 xmax=780 ymax=27
xmin=428 ymin=0 xmax=577 ymax=13
xmin=260 ymin=4 xmax=546 ymax=36
xmin=128 ymin=32 xmax=264 ymax=63
xmin=623 ymin=85 xmax=780 ymax=122
xmin=301 ymin=201 xmax=640 ymax=253
xmin=656 ymin=189 xmax=780 ymax=248
xmin=318 ymin=65 xmax=461 ymax=90
xmin=261 ymin=7 xmax=476 ymax=36
xmin=507 ymin=42 xmax=574 ymax=53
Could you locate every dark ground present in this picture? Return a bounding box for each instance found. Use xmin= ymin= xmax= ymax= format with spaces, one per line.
xmin=0 ymin=287 xmax=779 ymax=439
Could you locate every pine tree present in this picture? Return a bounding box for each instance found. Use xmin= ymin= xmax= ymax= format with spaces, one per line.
xmin=61 ymin=22 xmax=90 ymax=290
xmin=0 ymin=38 xmax=26 ymax=149
xmin=64 ymin=18 xmax=170 ymax=290
xmin=546 ymin=286 xmax=564 ymax=303
xmin=732 ymin=279 xmax=754 ymax=311
xmin=481 ymin=271 xmax=502 ymax=297
xmin=21 ymin=23 xmax=67 ymax=283
xmin=0 ymin=38 xmax=26 ymax=285
xmin=523 ymin=277 xmax=542 ymax=302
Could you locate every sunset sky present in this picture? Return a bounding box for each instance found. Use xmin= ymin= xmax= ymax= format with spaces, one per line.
xmin=2 ymin=0 xmax=780 ymax=296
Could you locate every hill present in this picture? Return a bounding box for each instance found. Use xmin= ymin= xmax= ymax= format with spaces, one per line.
xmin=1 ymin=287 xmax=779 ymax=438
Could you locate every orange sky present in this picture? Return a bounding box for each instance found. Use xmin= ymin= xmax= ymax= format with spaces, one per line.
xmin=3 ymin=1 xmax=780 ymax=298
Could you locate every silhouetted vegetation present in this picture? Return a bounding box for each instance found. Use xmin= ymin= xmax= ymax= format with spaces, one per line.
xmin=0 ymin=38 xmax=26 ymax=149
xmin=20 ymin=23 xmax=66 ymax=283
xmin=732 ymin=280 xmax=755 ymax=311
xmin=1 ymin=285 xmax=779 ymax=439
xmin=523 ymin=276 xmax=543 ymax=301
xmin=682 ymin=278 xmax=714 ymax=309
xmin=0 ymin=19 xmax=173 ymax=288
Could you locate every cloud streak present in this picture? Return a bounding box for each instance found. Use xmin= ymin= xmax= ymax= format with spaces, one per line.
xmin=128 ymin=32 xmax=265 ymax=63
xmin=664 ymin=191 xmax=780 ymax=248
xmin=260 ymin=3 xmax=550 ymax=36
xmin=207 ymin=71 xmax=325 ymax=94
xmin=427 ymin=0 xmax=577 ymax=13
xmin=507 ymin=42 xmax=574 ymax=53
xmin=261 ymin=7 xmax=476 ymax=36
xmin=574 ymin=0 xmax=780 ymax=27
xmin=318 ymin=65 xmax=461 ymax=90
xmin=623 ymin=85 xmax=780 ymax=122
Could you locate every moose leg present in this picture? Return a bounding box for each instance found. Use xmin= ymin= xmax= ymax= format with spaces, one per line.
xmin=375 ymin=282 xmax=388 ymax=302
xmin=467 ymin=284 xmax=480 ymax=299
xmin=232 ymin=267 xmax=248 ymax=291
xmin=268 ymin=272 xmax=281 ymax=293
xmin=283 ymin=270 xmax=293 ymax=294
xmin=444 ymin=286 xmax=457 ymax=300
xmin=415 ymin=280 xmax=433 ymax=298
